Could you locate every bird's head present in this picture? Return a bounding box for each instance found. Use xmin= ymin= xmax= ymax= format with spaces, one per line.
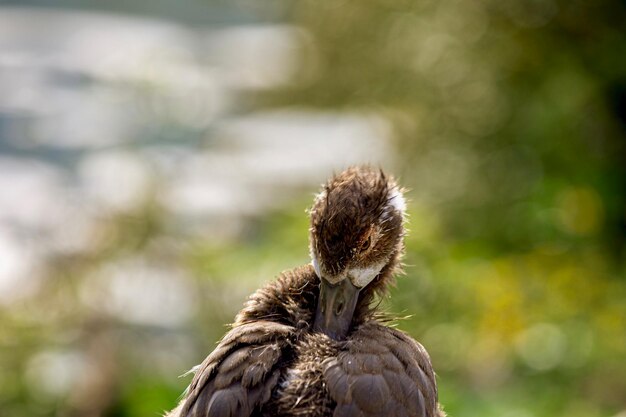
xmin=309 ymin=166 xmax=406 ymax=340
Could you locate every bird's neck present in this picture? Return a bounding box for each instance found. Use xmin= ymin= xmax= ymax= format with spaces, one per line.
xmin=234 ymin=247 xmax=401 ymax=335
xmin=234 ymin=265 xmax=319 ymax=330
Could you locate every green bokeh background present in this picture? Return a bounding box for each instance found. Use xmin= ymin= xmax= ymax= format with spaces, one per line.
xmin=1 ymin=1 xmax=625 ymax=417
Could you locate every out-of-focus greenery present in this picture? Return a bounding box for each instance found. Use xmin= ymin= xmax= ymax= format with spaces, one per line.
xmin=259 ymin=1 xmax=626 ymax=416
xmin=1 ymin=1 xmax=625 ymax=417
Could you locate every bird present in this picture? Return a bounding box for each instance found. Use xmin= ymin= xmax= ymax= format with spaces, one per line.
xmin=166 ymin=165 xmax=445 ymax=417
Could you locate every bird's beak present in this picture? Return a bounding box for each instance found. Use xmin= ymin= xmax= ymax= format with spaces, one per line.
xmin=313 ymin=277 xmax=361 ymax=341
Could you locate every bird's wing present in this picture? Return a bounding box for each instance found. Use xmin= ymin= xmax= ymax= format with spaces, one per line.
xmin=179 ymin=321 xmax=294 ymax=417
xmin=323 ymin=322 xmax=440 ymax=417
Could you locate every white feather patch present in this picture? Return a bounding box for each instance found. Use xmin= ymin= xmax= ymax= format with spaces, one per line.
xmin=348 ymin=262 xmax=385 ymax=288
xmin=388 ymin=186 xmax=406 ymax=213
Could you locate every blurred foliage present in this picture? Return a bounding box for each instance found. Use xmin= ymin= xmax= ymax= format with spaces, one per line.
xmin=263 ymin=0 xmax=626 ymax=257
xmin=256 ymin=1 xmax=626 ymax=416
xmin=1 ymin=1 xmax=626 ymax=417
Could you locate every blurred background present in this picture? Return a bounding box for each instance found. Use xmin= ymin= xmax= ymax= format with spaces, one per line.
xmin=1 ymin=1 xmax=625 ymax=416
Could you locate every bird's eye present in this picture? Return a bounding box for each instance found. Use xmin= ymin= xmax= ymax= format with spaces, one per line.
xmin=359 ymin=236 xmax=371 ymax=253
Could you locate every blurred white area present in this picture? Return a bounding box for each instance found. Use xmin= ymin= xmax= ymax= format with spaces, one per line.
xmin=0 ymin=232 xmax=42 ymax=303
xmin=0 ymin=6 xmax=393 ymax=306
xmin=26 ymin=350 xmax=87 ymax=397
xmin=162 ymin=111 xmax=391 ymax=231
xmin=80 ymin=257 xmax=196 ymax=327
xmin=0 ymin=7 xmax=304 ymax=147
xmin=78 ymin=150 xmax=153 ymax=212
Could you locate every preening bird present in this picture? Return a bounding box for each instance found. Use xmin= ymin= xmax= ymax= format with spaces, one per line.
xmin=167 ymin=166 xmax=445 ymax=417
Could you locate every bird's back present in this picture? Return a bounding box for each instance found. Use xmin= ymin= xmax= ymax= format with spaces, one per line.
xmin=271 ymin=320 xmax=440 ymax=417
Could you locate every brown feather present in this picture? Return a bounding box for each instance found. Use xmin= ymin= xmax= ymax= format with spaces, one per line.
xmin=166 ymin=166 xmax=444 ymax=417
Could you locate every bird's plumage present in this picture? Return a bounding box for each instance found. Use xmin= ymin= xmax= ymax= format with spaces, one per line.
xmin=167 ymin=166 xmax=444 ymax=417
